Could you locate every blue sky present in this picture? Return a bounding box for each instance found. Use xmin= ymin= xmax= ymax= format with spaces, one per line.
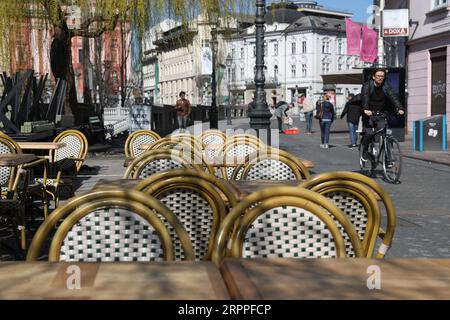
xmin=268 ymin=0 xmax=374 ymax=23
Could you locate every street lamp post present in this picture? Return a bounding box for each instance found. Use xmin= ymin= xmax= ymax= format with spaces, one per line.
xmin=209 ymin=21 xmax=219 ymax=129
xmin=226 ymin=53 xmax=232 ymax=125
xmin=250 ymin=0 xmax=272 ymax=145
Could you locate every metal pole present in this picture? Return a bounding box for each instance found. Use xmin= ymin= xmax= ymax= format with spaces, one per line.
xmin=209 ymin=25 xmax=219 ymax=129
xmin=227 ymin=66 xmax=232 ymax=125
xmin=378 ymin=0 xmax=385 ymax=66
xmin=250 ymin=0 xmax=272 ymax=145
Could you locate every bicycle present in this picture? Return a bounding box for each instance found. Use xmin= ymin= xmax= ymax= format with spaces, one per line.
xmin=359 ymin=113 xmax=402 ymax=184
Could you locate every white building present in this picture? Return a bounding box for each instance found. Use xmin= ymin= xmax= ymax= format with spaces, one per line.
xmin=225 ymin=1 xmax=371 ymax=112
xmin=142 ymin=15 xmax=238 ymax=105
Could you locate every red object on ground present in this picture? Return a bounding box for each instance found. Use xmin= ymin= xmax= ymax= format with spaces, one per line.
xmin=284 ymin=128 xmax=300 ymax=134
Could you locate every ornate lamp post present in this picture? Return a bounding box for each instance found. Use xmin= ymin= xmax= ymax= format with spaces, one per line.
xmin=209 ymin=15 xmax=219 ymax=129
xmin=249 ymin=0 xmax=272 ymax=145
xmin=226 ymin=53 xmax=233 ymax=125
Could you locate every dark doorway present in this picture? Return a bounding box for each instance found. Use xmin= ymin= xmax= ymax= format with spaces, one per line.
xmin=430 ymin=47 xmax=447 ymax=115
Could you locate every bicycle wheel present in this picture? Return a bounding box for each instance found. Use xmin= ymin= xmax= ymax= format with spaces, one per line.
xmin=383 ymin=136 xmax=402 ymax=183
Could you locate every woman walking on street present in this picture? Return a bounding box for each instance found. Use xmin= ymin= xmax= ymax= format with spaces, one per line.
xmin=300 ymin=94 xmax=314 ymax=135
xmin=316 ymin=92 xmax=335 ymax=148
xmin=340 ymin=93 xmax=362 ymax=148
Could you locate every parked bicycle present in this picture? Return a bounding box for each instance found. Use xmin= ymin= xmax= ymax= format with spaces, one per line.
xmin=359 ymin=112 xmax=402 ymax=183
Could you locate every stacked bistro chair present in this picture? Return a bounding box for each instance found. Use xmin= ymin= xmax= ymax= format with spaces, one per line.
xmin=145 ymin=137 xmax=213 ymax=175
xmin=228 ymin=133 xmax=265 ymax=145
xmin=232 ymin=147 xmax=311 ymax=181
xmin=124 ymin=129 xmax=161 ymax=159
xmin=26 ymin=189 xmax=195 ymax=262
xmin=0 ymin=135 xmax=49 ymax=250
xmin=124 ymin=149 xmax=203 ymax=179
xmin=300 ymin=171 xmax=396 ymax=258
xmin=135 ymin=169 xmax=239 ymax=261
xmin=199 ymin=130 xmax=227 ymax=164
xmin=212 ymin=187 xmax=363 ymax=265
xmin=300 ymin=176 xmax=381 ymax=258
xmin=36 ymin=130 xmax=88 ymax=207
xmin=218 ymin=136 xmax=265 ymax=180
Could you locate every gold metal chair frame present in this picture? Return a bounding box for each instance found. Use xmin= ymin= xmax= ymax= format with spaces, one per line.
xmin=137 ymin=177 xmax=227 ymax=260
xmin=124 ymin=129 xmax=161 ymax=158
xmin=135 ymin=168 xmax=239 ymax=208
xmin=212 ymin=187 xmax=363 ymax=265
xmin=300 ymin=171 xmax=396 ymax=258
xmin=0 ymin=136 xmax=49 ymax=249
xmin=26 ymin=189 xmax=195 ymax=262
xmin=43 ymin=129 xmax=88 ymax=207
xmin=232 ymin=149 xmax=309 ymax=182
xmin=124 ymin=149 xmax=204 ymax=179
xmin=300 ymin=179 xmax=381 ymax=257
xmin=199 ymin=130 xmax=227 ymax=148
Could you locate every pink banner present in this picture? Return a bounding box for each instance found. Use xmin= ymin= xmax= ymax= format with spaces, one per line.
xmin=345 ymin=18 xmax=361 ymax=56
xmin=361 ymin=25 xmax=378 ymax=63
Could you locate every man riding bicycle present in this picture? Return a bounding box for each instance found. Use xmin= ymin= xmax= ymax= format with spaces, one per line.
xmin=361 ymin=68 xmax=405 ymax=161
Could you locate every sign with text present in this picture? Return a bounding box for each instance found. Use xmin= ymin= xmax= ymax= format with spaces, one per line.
xmin=382 ymin=9 xmax=409 ymax=37
xmin=128 ymin=105 xmax=152 ymax=133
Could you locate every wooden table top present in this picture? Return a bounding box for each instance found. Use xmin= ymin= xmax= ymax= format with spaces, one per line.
xmin=0 ymin=154 xmax=37 ymax=166
xmin=17 ymin=142 xmax=67 ymax=150
xmin=0 ymin=262 xmax=229 ymax=300
xmin=220 ymin=258 xmax=450 ymax=300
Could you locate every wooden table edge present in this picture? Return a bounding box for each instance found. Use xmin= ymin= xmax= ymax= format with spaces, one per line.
xmin=220 ymin=258 xmax=262 ymax=300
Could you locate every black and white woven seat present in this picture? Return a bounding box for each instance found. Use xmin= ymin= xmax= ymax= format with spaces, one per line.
xmin=212 ymin=187 xmax=363 ymax=265
xmin=300 ymin=176 xmax=382 ymax=258
xmin=26 ymin=189 xmax=195 ymax=262
xmin=124 ymin=130 xmax=161 ymax=158
xmin=243 ymin=206 xmax=337 ymax=258
xmin=136 ymin=173 xmax=228 ymax=261
xmin=60 ymin=207 xmax=165 ymax=262
xmin=125 ymin=149 xmax=203 ymax=179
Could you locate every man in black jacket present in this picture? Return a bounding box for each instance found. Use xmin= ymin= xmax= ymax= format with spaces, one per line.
xmin=341 ymin=93 xmax=362 ymax=148
xmin=360 ymin=68 xmax=404 ymax=160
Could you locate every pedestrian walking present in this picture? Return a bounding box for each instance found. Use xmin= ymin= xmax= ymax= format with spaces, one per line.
xmin=175 ymin=91 xmax=192 ymax=132
xmin=340 ymin=93 xmax=362 ymax=148
xmin=299 ymin=94 xmax=314 ymax=135
xmin=315 ymin=92 xmax=335 ymax=148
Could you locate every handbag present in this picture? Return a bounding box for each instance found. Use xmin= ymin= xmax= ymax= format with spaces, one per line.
xmin=314 ymin=102 xmax=324 ymax=119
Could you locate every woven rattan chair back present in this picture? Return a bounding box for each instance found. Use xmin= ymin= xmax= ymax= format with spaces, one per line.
xmin=124 ymin=149 xmax=202 ymax=179
xmin=125 ymin=130 xmax=161 ymax=158
xmin=200 ymin=130 xmax=226 ymax=147
xmin=300 ymin=171 xmax=395 ymax=258
xmin=137 ymin=176 xmax=228 ymax=261
xmin=234 ymin=149 xmax=307 ymax=181
xmin=26 ymin=189 xmax=195 ymax=262
xmin=52 ymin=130 xmax=88 ymax=172
xmin=220 ymin=138 xmax=262 ymax=180
xmin=0 ymin=137 xmax=20 ymax=194
xmin=300 ymin=179 xmax=381 ymax=257
xmin=212 ymin=187 xmax=363 ymax=265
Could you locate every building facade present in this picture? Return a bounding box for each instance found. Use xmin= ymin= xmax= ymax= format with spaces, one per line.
xmin=407 ymin=0 xmax=449 ymax=130
xmin=142 ymin=16 xmax=234 ymax=105
xmin=225 ymin=1 xmax=371 ymax=112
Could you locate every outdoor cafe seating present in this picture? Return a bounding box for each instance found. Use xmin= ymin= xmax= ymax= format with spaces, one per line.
xmin=1 ymin=128 xmax=449 ymax=301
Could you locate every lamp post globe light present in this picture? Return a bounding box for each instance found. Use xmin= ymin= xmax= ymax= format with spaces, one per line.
xmin=250 ymin=0 xmax=272 ymax=145
xmin=226 ymin=53 xmax=233 ymax=125
xmin=209 ymin=15 xmax=219 ymax=129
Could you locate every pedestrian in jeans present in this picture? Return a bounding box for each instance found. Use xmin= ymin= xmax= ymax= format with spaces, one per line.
xmin=175 ymin=91 xmax=191 ymax=132
xmin=274 ymin=100 xmax=290 ymax=133
xmin=300 ymin=94 xmax=314 ymax=135
xmin=340 ymin=93 xmax=362 ymax=148
xmin=316 ymin=92 xmax=335 ymax=148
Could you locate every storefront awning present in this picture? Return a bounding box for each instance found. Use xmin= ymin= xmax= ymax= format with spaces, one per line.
xmin=321 ymin=69 xmax=364 ymax=85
